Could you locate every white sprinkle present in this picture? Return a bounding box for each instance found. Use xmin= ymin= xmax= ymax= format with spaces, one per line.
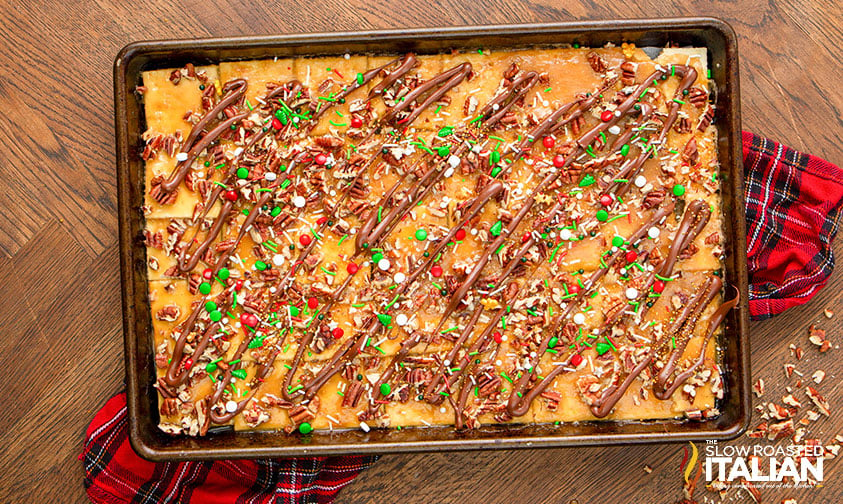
xmin=396 ymin=313 xmax=409 ymax=326
xmin=439 ymin=407 xmax=447 ymax=413
xmin=648 ymin=227 xmax=660 ymax=239
xmin=634 ymin=175 xmax=647 ymax=188
xmin=225 ymin=400 xmax=238 ymax=413
xmin=378 ymin=258 xmax=391 ymax=271
xmin=293 ymin=196 xmax=306 ymax=208
xmin=608 ymin=125 xmax=621 ymax=135
xmin=444 ymin=167 xmax=455 ymax=178
xmin=559 ymin=229 xmax=572 ymax=241
xmin=448 ymin=155 xmax=461 ymax=168
xmin=492 ymin=103 xmax=500 ymax=111
xmin=265 ymin=172 xmax=277 ymax=182
xmin=344 ymin=53 xmax=350 ymax=60
xmin=394 ymin=272 xmax=406 ymax=283
xmin=614 ymin=110 xmax=622 ymax=117
xmin=360 ymin=421 xmax=370 ymax=432
xmin=625 ymin=287 xmax=639 ymax=300
xmin=175 ymin=152 xmax=188 ymax=162
xmin=233 ymin=147 xmax=244 ymax=157
xmin=620 ymin=268 xmax=627 ymax=276
xmin=495 ymin=359 xmax=502 ymax=366
xmin=272 ymin=254 xmax=285 ymax=266
xmin=573 ymin=313 xmax=586 ymax=325
xmin=472 ymin=144 xmax=482 ymax=153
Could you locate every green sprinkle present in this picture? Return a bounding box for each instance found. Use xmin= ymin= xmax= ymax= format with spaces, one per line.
xmin=329 ymin=120 xmax=346 ymax=127
xmin=606 ymin=213 xmax=628 ymax=223
xmin=441 ymin=326 xmax=459 ymax=334
xmin=673 ymin=184 xmax=686 ymax=196
xmin=578 ymin=174 xmax=596 ymax=187
xmin=596 ymin=342 xmax=611 ymax=355
xmin=654 ymin=273 xmax=674 ymax=282
xmin=437 ymin=126 xmax=454 ymax=137
xmin=232 ymin=369 xmax=247 ymax=380
xmin=673 ymin=98 xmax=687 ymax=105
xmin=377 ymin=313 xmax=392 ymax=326
xmin=415 ymin=228 xmax=428 ymax=240
xmin=199 ymin=282 xmax=211 ymax=295
xmin=356 ymin=72 xmax=364 ymax=85
xmin=620 ymin=144 xmax=630 ymax=156
xmin=299 ymin=422 xmax=313 ymax=434
xmin=380 ymin=383 xmax=392 ymax=396
xmin=596 ymin=209 xmax=609 ymax=222
xmin=490 ymin=220 xmax=503 ymax=237
xmin=500 ymin=372 xmax=513 ymax=384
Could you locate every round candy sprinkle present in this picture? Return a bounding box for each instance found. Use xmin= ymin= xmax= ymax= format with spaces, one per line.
xmin=596 ymin=209 xmax=609 ymax=222
xmin=490 ymin=150 xmax=501 ymax=163
xmin=202 ymin=268 xmax=213 ymax=280
xmin=430 ymin=265 xmax=443 ymax=277
xmin=270 ymin=206 xmax=281 ymax=217
xmin=199 ymin=282 xmax=211 ymax=295
xmin=568 ymin=283 xmax=580 ymax=294
xmin=570 ymin=354 xmax=583 ymax=367
xmin=625 ymin=287 xmax=639 ymax=300
xmin=542 ymin=136 xmax=555 ymax=148
xmin=634 ymin=175 xmax=647 ymax=188
xmin=553 ymin=154 xmax=566 ymax=168
xmin=317 ymin=216 xmax=328 ymax=225
xmin=255 ymin=260 xmax=267 ymax=271
xmin=223 ymin=190 xmax=238 ymax=202
xmin=625 ymin=250 xmax=638 ymax=263
xmin=673 ymin=184 xmax=686 ymax=196
xmin=559 ymin=229 xmax=572 ymax=241
xmin=395 ymin=313 xmax=409 ymax=326
xmin=234 ymin=279 xmax=244 ymax=291
xmin=573 ymin=313 xmax=586 ymax=325
xmin=307 ymin=297 xmax=318 ymax=309
xmin=653 ymin=280 xmax=666 ymax=293
xmin=236 ymin=167 xmax=249 ymax=179
xmin=209 ymin=310 xmax=222 ymax=322
xmin=599 ymin=194 xmax=613 ymax=207
xmin=611 ymin=236 xmax=624 ymax=247
xmin=273 ymin=254 xmax=284 ymax=266
xmin=289 ymin=306 xmax=300 ymax=317
xmin=377 ymin=258 xmax=391 ymax=271
xmin=600 ymin=110 xmax=614 ymax=122
xmin=455 ymin=228 xmax=467 ymax=241
xmin=415 ymin=228 xmax=428 ymax=240
xmin=346 ymin=262 xmax=359 ymax=274
xmin=332 ymin=327 xmax=344 ymax=338
xmin=490 ymin=166 xmax=502 ymax=178
xmin=271 ymin=118 xmax=282 ymax=130
xmin=298 ymin=422 xmax=313 ymax=434
xmin=350 ymin=116 xmax=363 ymax=128
xmin=314 ymin=153 xmax=328 ymax=165
xmin=293 ymin=196 xmax=306 ymax=208
xmin=225 ymin=400 xmax=238 ymax=413
xmin=299 ymin=234 xmax=312 ymax=246
xmin=620 ymin=144 xmax=630 ymax=156
xmin=493 ymin=331 xmax=503 ymax=344
xmin=394 ymin=272 xmax=406 ymax=283
xmin=205 ymin=301 xmax=217 ymax=312
xmin=437 ymin=146 xmax=450 ymax=157
xmin=608 ymin=125 xmax=621 ymax=135
xmin=241 ymin=313 xmax=258 ymax=328
xmin=380 ymin=383 xmax=392 ymax=396
xmin=217 ymin=269 xmax=230 ymax=282
xmin=648 ymin=227 xmax=660 ymax=239
xmin=372 ymin=252 xmax=384 ymax=263
xmin=265 ymin=172 xmax=277 ymax=182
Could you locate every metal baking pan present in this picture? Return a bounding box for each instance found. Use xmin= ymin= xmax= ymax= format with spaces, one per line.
xmin=115 ymin=17 xmax=750 ymax=461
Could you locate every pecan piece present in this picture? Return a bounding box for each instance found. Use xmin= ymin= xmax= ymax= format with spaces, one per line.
xmin=156 ymin=305 xmax=181 ymax=322
xmin=160 ymin=397 xmax=179 ymax=416
xmin=682 ymin=138 xmax=699 ymax=166
xmin=587 ymin=51 xmax=608 ymax=74
xmin=642 ymin=188 xmax=666 ymax=209
xmin=620 ymin=61 xmax=637 ymax=85
xmin=687 ymin=87 xmax=708 ymax=108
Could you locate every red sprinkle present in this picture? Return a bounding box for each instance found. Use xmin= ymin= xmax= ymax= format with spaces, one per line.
xmin=183 ymin=358 xmax=193 ymax=368
xmin=307 ymin=297 xmax=318 ymax=309
xmin=599 ymin=194 xmax=613 ymax=207
xmin=553 ymin=154 xmax=566 ymax=168
xmin=346 ymin=263 xmax=359 ymax=274
xmin=600 ymin=110 xmax=614 ymax=122
xmin=521 ymin=232 xmax=531 ymax=243
xmin=332 ymin=327 xmax=344 ymax=339
xmin=315 ymin=153 xmax=328 ymax=165
xmin=202 ymin=268 xmax=213 ymax=280
xmin=542 ymin=136 xmax=555 ymax=149
xmin=568 ymin=283 xmax=580 ymax=294
xmin=493 ymin=331 xmax=503 ymax=344
xmin=350 ymin=116 xmax=363 ymax=128
xmin=455 ymin=228 xmax=466 ymax=241
xmin=570 ymin=354 xmax=583 ymax=366
xmin=625 ymin=250 xmax=638 ymax=263
xmin=430 ymin=265 xmax=443 ymax=278
xmin=299 ymin=234 xmax=312 ymax=246
xmin=234 ymin=279 xmax=244 ymax=292
xmin=317 ymin=216 xmax=328 ymax=225
xmin=223 ymin=190 xmax=238 ymax=202
xmin=653 ymin=280 xmax=666 ymax=294
xmin=271 ymin=117 xmax=282 ymax=130
xmin=241 ymin=313 xmax=258 ymax=328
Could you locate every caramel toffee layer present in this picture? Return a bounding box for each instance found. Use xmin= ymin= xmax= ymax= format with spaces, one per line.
xmin=141 ymin=45 xmax=733 ymax=436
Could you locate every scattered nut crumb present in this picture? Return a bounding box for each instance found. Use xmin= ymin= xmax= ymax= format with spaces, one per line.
xmin=812 ymin=370 xmax=826 ymax=384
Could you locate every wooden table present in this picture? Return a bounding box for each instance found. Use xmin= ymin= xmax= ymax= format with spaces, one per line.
xmin=1 ymin=1 xmax=840 ymax=502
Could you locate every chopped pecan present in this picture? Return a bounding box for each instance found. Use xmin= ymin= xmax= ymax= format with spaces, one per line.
xmin=806 ymin=386 xmax=830 ymax=416
xmin=704 ymin=232 xmax=721 ymax=245
xmin=160 ymin=397 xmax=179 ymax=416
xmin=342 ymin=380 xmax=364 ymax=408
xmin=687 ymin=87 xmax=708 ymax=108
xmin=682 ymin=138 xmax=699 ymax=166
xmin=620 ymin=61 xmax=637 ymax=85
xmin=149 ymin=176 xmax=178 ymax=205
xmin=587 ymin=51 xmax=608 ymax=74
xmin=156 ymin=305 xmax=181 ymax=322
xmin=145 ymin=230 xmax=164 ymax=249
xmin=674 ymin=116 xmax=692 ymax=134
xmin=314 ymin=135 xmax=345 ymax=149
xmin=767 ymin=419 xmax=795 ymax=440
xmin=642 ymin=188 xmax=667 ymax=209
xmin=697 ymin=106 xmax=715 ymax=131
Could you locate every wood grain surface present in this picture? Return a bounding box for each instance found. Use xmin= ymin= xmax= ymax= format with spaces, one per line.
xmin=0 ymin=1 xmax=841 ymax=502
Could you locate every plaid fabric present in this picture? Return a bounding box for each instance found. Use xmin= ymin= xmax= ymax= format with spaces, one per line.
xmin=81 ymin=132 xmax=842 ymax=503
xmin=80 ymin=393 xmax=378 ymax=503
xmin=743 ymin=132 xmax=843 ymax=319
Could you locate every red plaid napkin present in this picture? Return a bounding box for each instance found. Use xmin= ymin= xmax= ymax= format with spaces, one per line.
xmin=81 ymin=132 xmax=842 ymax=503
